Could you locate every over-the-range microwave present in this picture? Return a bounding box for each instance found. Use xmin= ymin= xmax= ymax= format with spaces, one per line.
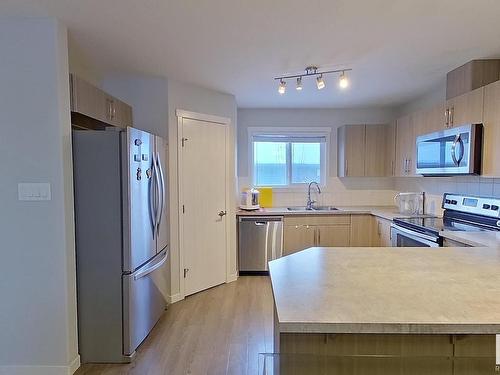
xmin=415 ymin=123 xmax=483 ymax=176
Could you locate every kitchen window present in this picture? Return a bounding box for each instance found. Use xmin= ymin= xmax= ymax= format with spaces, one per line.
xmin=249 ymin=129 xmax=329 ymax=187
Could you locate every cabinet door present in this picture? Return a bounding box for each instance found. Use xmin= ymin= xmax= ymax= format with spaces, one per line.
xmin=482 ymin=80 xmax=500 ymax=176
xmin=338 ymin=125 xmax=366 ymax=177
xmin=113 ymin=99 xmax=133 ymax=128
xmin=365 ymin=124 xmax=390 ymax=177
xmin=385 ymin=122 xmax=396 ymax=176
xmin=317 ymin=225 xmax=350 ymax=247
xmin=446 ymin=87 xmax=484 ymax=127
xmin=427 ymin=102 xmax=446 ymax=132
xmin=395 ymin=115 xmax=414 ymax=176
xmin=70 ymin=74 xmax=108 ymax=123
xmin=283 ymin=225 xmax=316 ymax=255
xmin=350 ymin=215 xmax=374 ymax=246
xmin=375 ymin=217 xmax=392 ymax=247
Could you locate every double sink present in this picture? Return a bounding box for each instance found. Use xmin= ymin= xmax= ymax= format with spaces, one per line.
xmin=287 ymin=206 xmax=338 ymax=212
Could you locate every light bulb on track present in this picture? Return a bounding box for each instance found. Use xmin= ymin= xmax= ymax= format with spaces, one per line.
xmin=339 ymin=71 xmax=349 ymax=89
xmin=316 ymin=75 xmax=325 ymax=90
xmin=296 ymin=77 xmax=303 ymax=91
xmin=278 ymin=79 xmax=286 ymax=95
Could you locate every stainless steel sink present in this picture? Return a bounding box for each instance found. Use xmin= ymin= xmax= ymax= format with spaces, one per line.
xmin=286 ymin=206 xmax=338 ymax=211
xmin=311 ymin=206 xmax=338 ymax=211
xmin=287 ymin=206 xmax=312 ymax=211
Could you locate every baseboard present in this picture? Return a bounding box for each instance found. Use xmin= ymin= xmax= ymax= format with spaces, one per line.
xmin=226 ymin=273 xmax=238 ymax=283
xmin=0 ymin=358 xmax=81 ymax=375
xmin=69 ymin=355 xmax=81 ymax=374
xmin=167 ymin=293 xmax=183 ymax=304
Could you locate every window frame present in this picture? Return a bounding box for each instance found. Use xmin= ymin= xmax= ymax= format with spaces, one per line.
xmin=248 ymin=127 xmax=331 ymax=189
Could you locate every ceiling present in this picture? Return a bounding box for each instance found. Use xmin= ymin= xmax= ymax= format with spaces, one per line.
xmin=1 ymin=0 xmax=500 ymax=108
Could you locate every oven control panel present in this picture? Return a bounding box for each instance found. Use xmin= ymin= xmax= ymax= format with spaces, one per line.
xmin=443 ymin=193 xmax=500 ymax=218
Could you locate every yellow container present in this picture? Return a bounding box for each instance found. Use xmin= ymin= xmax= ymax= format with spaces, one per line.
xmin=258 ymin=187 xmax=273 ymax=208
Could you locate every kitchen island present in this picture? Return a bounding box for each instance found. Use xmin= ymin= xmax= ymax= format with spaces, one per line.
xmin=268 ymin=247 xmax=500 ymax=374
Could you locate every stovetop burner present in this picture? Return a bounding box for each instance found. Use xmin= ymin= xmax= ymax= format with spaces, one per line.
xmin=393 ymin=216 xmax=490 ymax=236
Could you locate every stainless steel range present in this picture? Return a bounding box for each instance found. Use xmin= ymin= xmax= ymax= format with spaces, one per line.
xmin=391 ymin=193 xmax=500 ymax=247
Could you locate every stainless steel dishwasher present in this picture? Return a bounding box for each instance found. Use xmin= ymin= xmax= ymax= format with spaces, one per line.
xmin=238 ymin=216 xmax=283 ymax=274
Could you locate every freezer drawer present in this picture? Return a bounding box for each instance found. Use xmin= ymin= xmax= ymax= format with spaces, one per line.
xmin=122 ymin=248 xmax=168 ymax=355
xmin=238 ymin=216 xmax=283 ymax=272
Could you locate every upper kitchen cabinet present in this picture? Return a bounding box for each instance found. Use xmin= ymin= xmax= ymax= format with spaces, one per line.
xmin=413 ymin=102 xmax=445 ymax=136
xmin=482 ymin=80 xmax=500 ymax=176
xmin=70 ymin=74 xmax=133 ymax=128
xmin=337 ymin=124 xmax=365 ymax=177
xmin=395 ymin=114 xmax=415 ymax=177
xmin=445 ymin=86 xmax=484 ymax=128
xmin=338 ymin=124 xmax=395 ymax=177
xmin=446 ymin=59 xmax=500 ymax=100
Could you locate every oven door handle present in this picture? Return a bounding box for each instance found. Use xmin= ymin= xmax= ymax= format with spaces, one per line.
xmin=391 ymin=224 xmax=439 ymax=243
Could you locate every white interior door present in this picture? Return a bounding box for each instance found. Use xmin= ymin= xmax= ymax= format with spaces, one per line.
xmin=181 ymin=118 xmax=227 ymax=296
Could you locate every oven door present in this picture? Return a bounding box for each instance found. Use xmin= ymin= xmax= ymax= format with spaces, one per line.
xmin=415 ymin=124 xmax=482 ymax=176
xmin=390 ymin=224 xmax=441 ymax=247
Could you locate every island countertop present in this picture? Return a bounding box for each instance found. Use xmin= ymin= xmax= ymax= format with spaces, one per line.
xmin=268 ymin=247 xmax=500 ymax=335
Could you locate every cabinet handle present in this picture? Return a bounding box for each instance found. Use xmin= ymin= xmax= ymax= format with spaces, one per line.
xmin=317 ymin=228 xmax=321 ymax=246
xmin=407 ymin=158 xmax=412 ymax=175
xmin=445 ymin=108 xmax=449 ymax=128
xmin=378 ymin=222 xmax=382 ymax=236
xmin=345 ymin=159 xmax=348 ymax=176
xmin=450 ymin=106 xmax=454 ymax=127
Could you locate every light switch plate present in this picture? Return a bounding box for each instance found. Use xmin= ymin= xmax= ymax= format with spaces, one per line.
xmin=18 ymin=183 xmax=51 ymax=201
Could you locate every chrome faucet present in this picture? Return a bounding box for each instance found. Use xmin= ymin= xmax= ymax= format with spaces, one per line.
xmin=306 ymin=181 xmax=321 ymax=210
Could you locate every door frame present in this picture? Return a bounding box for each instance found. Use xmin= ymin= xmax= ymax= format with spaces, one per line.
xmin=176 ymin=109 xmax=233 ymax=299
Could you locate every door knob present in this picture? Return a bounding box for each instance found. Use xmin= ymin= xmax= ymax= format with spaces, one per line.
xmin=218 ymin=210 xmax=227 ymax=217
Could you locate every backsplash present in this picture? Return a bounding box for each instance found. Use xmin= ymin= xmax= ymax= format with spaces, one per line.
xmin=395 ymin=177 xmax=500 ymax=215
xmin=238 ymin=176 xmax=398 ymax=208
xmin=238 ymin=176 xmax=500 ymax=216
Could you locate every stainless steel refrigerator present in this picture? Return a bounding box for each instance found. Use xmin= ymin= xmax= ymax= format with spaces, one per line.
xmin=72 ymin=126 xmax=169 ymax=363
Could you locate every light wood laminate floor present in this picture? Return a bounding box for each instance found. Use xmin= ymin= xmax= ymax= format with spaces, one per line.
xmin=76 ymin=276 xmax=273 ymax=375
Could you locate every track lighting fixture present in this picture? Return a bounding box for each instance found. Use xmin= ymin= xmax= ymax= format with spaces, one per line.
xmin=278 ymin=79 xmax=286 ymax=95
xmin=296 ymin=77 xmax=303 ymax=91
xmin=316 ymin=75 xmax=325 ymax=90
xmin=339 ymin=71 xmax=349 ymax=89
xmin=274 ymin=66 xmax=352 ymax=95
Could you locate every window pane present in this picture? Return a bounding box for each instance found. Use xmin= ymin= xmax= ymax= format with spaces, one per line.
xmin=253 ymin=142 xmax=287 ymax=186
xmin=291 ymin=143 xmax=321 ymax=184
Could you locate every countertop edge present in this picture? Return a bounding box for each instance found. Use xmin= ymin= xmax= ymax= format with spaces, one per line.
xmin=277 ymin=321 xmax=500 ymax=335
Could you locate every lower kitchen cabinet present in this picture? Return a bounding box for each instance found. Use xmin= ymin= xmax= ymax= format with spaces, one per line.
xmin=283 ymin=216 xmax=351 ymax=255
xmin=373 ymin=216 xmax=392 ymax=247
xmin=350 ymin=215 xmax=375 ymax=246
xmin=316 ymin=225 xmax=350 ymax=247
xmin=283 ymin=224 xmax=316 ymax=255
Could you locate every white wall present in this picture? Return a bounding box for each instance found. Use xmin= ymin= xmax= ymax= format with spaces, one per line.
xmin=0 ymin=18 xmax=79 ymax=375
xmin=237 ymin=108 xmax=399 ymax=207
xmin=168 ymin=79 xmax=238 ymax=301
xmin=101 ymin=75 xmax=169 ymax=139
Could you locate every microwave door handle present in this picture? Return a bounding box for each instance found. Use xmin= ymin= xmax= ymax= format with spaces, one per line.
xmin=451 ymin=134 xmax=464 ymax=166
xmin=457 ymin=136 xmax=465 ymax=165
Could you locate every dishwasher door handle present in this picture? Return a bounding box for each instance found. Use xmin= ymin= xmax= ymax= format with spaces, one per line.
xmin=254 ymin=221 xmax=268 ymax=226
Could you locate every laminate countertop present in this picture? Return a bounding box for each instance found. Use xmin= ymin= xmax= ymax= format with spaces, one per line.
xmin=269 ymin=247 xmax=500 ymax=335
xmin=237 ymin=206 xmax=424 ymax=221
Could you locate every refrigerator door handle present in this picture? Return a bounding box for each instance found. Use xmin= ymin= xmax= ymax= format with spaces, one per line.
xmin=149 ymin=154 xmax=158 ymax=238
xmin=156 ymin=151 xmax=166 ymax=234
xmin=133 ymin=249 xmax=169 ymax=281
xmin=154 ymin=153 xmax=163 ymax=238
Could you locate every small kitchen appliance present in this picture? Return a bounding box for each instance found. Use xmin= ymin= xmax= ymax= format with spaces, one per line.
xmin=394 ymin=192 xmax=425 ymax=215
xmin=240 ymin=188 xmax=260 ymax=210
xmin=391 ymin=193 xmax=500 ymax=247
